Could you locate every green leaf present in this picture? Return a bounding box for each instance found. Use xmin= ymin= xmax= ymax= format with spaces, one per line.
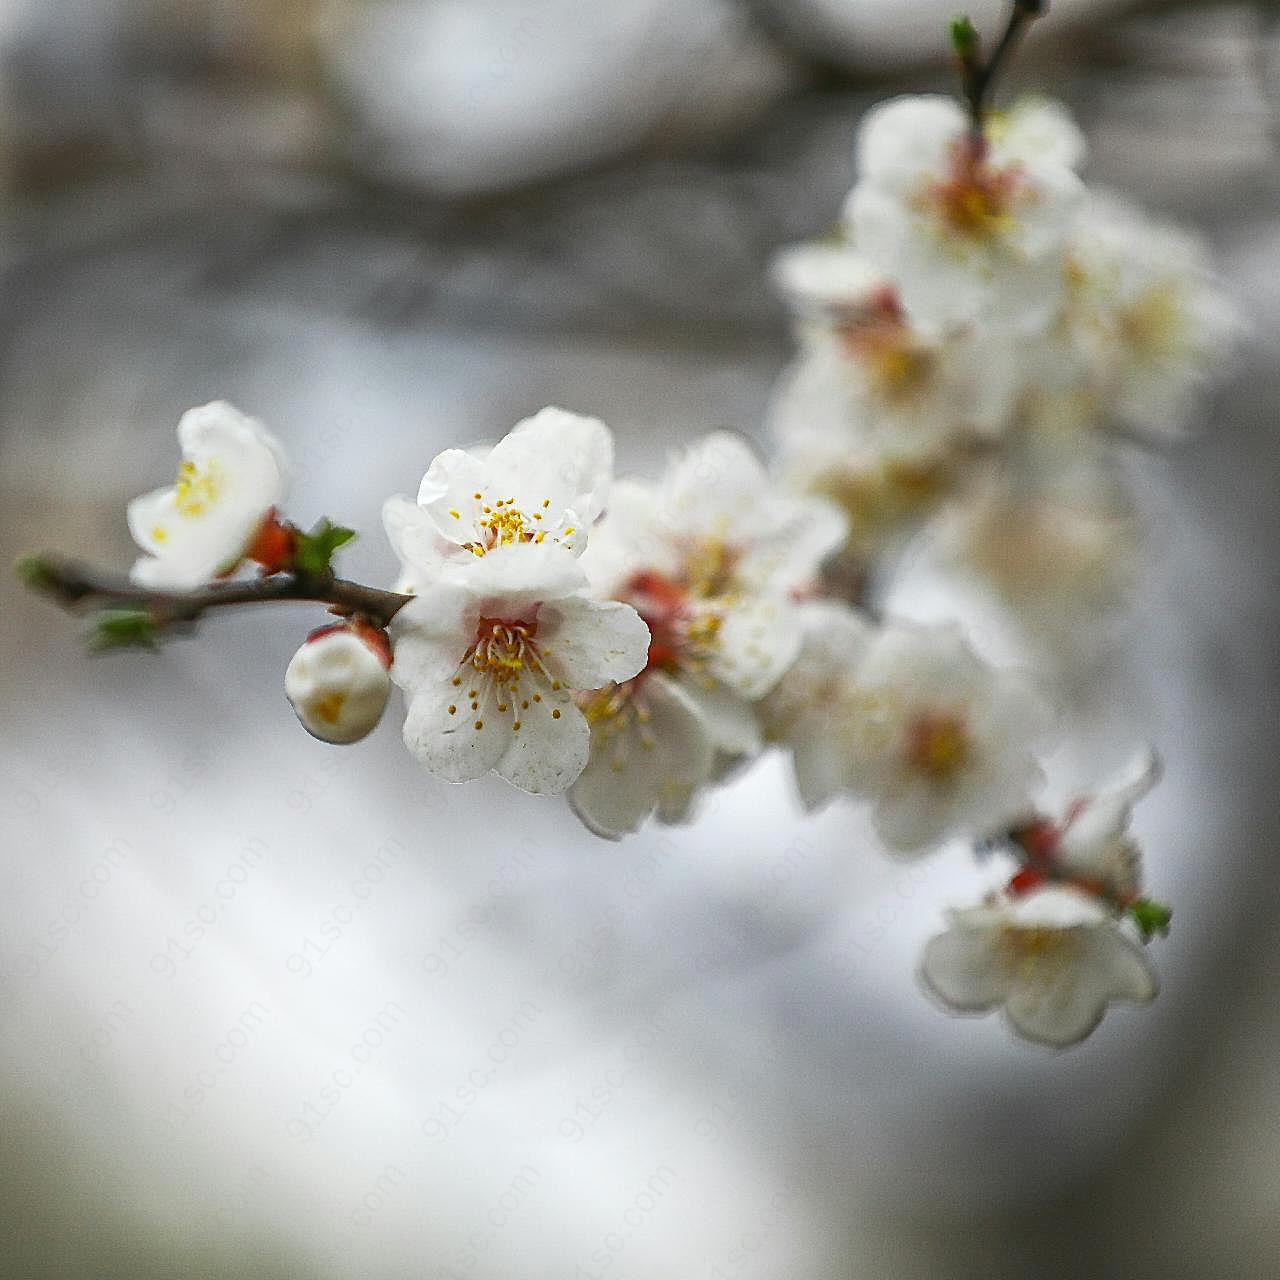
xmin=91 ymin=608 xmax=161 ymax=653
xmin=1128 ymin=897 xmax=1172 ymax=943
xmin=950 ymin=14 xmax=979 ymax=59
xmin=293 ymin=519 xmax=357 ymax=578
xmin=15 ymin=554 xmax=59 ymax=594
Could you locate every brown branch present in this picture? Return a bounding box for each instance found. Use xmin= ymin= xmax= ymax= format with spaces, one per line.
xmin=957 ymin=1 xmax=1048 ymax=137
xmin=18 ymin=554 xmax=411 ymax=631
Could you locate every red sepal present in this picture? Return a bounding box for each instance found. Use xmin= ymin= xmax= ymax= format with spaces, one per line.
xmin=245 ymin=509 xmax=297 ymax=575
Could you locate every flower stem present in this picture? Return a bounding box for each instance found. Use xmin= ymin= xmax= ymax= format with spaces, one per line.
xmin=956 ymin=0 xmax=1047 ymax=136
xmin=17 ymin=554 xmax=412 ymax=632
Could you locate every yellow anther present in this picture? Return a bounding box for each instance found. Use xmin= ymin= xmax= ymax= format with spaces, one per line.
xmin=172 ymin=457 xmax=225 ymax=518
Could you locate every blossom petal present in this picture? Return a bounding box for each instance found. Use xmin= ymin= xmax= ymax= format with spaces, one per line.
xmin=487 ymin=406 xmax=613 ymax=527
xmin=402 ymin=683 xmax=508 ymax=783
xmin=388 ymin=583 xmax=475 ymax=693
xmin=569 ymin=674 xmax=715 ymax=839
xmin=1081 ymin=926 xmax=1158 ymax=1003
xmin=771 ymin=242 xmax=885 ymax=315
xmin=919 ymin=926 xmax=1011 ymax=1012
xmin=128 ymin=401 xmax=286 ymax=589
xmin=1003 ymin=962 xmax=1110 ymax=1049
xmin=674 ymin=677 xmax=761 ymax=756
xmin=705 ymin=595 xmax=801 ymax=699
xmin=994 ymin=98 xmax=1087 ymax=172
xmin=657 ymin=432 xmax=770 ymax=542
xmin=384 ymin=494 xmax=453 ymax=588
xmin=872 ymin=781 xmax=957 ymax=854
xmin=494 ymin=689 xmax=589 ymax=795
xmin=855 ymin=95 xmax=967 ymax=193
xmin=461 ymin=541 xmax=588 ymax=608
xmin=789 ymin=708 xmax=855 ymax=811
xmin=417 ymin=448 xmax=490 ymax=546
xmin=539 ymin=596 xmax=650 ymax=691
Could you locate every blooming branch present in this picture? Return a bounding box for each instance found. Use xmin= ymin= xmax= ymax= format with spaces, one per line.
xmin=9 ymin=4 xmax=1233 ymax=1047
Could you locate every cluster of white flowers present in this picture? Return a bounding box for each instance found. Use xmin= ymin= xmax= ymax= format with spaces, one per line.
xmin=106 ymin=71 xmax=1236 ymax=1048
xmin=921 ymin=752 xmax=1164 ymax=1047
xmin=770 ymin=95 xmax=1236 ymax=637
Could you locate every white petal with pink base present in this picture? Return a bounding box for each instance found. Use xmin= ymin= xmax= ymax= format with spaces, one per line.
xmin=391 ymin=543 xmax=650 ymax=796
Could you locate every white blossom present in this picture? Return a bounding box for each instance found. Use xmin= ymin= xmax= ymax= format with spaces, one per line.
xmin=562 ymin=432 xmax=845 ymax=831
xmin=845 ymin=95 xmax=1086 ymax=331
xmin=127 ymin=401 xmax=287 ymax=589
xmin=757 ymin=599 xmax=873 ymax=811
xmin=581 ymin=432 xmax=846 ymax=709
xmin=1050 ymin=749 xmax=1162 ymax=901
xmin=936 ymin=443 xmax=1141 ymax=653
xmin=920 ymin=885 xmax=1156 ymax=1047
xmin=384 ymin=405 xmax=613 ymax=591
xmin=285 ymin=624 xmax=392 ymax=745
xmin=569 ymin=673 xmax=717 ymax=839
xmin=771 ymin=242 xmax=1019 ymax=461
xmin=841 ymin=621 xmax=1053 ymax=854
xmin=391 ymin=543 xmax=649 ymax=796
xmin=1064 ymin=193 xmax=1238 ymax=438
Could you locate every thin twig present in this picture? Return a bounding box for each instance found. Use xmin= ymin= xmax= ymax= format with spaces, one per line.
xmin=19 ymin=555 xmax=412 ymax=630
xmin=958 ymin=1 xmax=1047 ymax=136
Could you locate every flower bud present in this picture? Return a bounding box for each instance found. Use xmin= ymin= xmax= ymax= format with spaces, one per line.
xmin=285 ymin=622 xmax=391 ymax=744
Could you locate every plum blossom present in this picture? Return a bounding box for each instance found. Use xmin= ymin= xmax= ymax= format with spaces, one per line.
xmin=1063 ymin=193 xmax=1238 ymax=438
xmin=771 ymin=242 xmax=1018 ymax=461
xmin=771 ymin=413 xmax=960 ymax=573
xmin=127 ymin=401 xmax=287 ymax=589
xmin=920 ymin=885 xmax=1157 ymax=1047
xmin=383 ymin=406 xmax=612 ymax=591
xmin=936 ymin=443 xmax=1141 ymax=656
xmin=845 ymin=96 xmax=1086 ymax=331
xmin=391 ymin=542 xmax=649 ymax=795
xmin=285 ymin=622 xmax=392 ymax=745
xmin=569 ymin=674 xmax=717 ymax=839
xmin=839 ymin=621 xmax=1054 ymax=854
xmin=757 ymin=599 xmax=873 ymax=811
xmin=1009 ymin=749 xmax=1163 ymax=903
xmin=566 ymin=433 xmax=846 ymax=834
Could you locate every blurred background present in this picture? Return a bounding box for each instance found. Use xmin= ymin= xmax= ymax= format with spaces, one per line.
xmin=1 ymin=1 xmax=1278 ymax=1276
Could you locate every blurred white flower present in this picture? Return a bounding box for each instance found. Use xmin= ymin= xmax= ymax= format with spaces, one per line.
xmin=771 ymin=243 xmax=1019 ymax=461
xmin=937 ymin=443 xmax=1141 ymax=653
xmin=383 ymin=405 xmax=613 ymax=590
xmin=842 ymin=621 xmax=1053 ymax=854
xmin=285 ymin=622 xmax=392 ymax=745
xmin=1064 ymin=193 xmax=1238 ymax=438
xmin=391 ymin=543 xmax=649 ymax=795
xmin=758 ymin=599 xmax=872 ymax=810
xmin=845 ymin=95 xmax=1086 ymax=331
xmin=770 ymin=408 xmax=960 ymax=572
xmin=920 ymin=885 xmax=1157 ymax=1047
xmin=1043 ymin=748 xmax=1162 ymax=902
xmin=127 ymin=401 xmax=287 ymax=589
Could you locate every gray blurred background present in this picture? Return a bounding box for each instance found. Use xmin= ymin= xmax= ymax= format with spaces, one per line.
xmin=1 ymin=2 xmax=1278 ymax=1277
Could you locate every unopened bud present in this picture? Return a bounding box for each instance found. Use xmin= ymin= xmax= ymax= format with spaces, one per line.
xmin=285 ymin=622 xmax=391 ymax=744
